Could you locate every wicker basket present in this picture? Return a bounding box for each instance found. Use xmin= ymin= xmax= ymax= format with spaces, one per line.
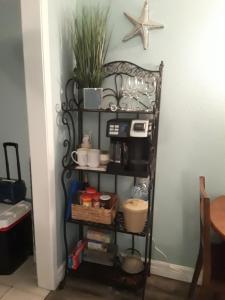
xmin=71 ymin=193 xmax=117 ymax=225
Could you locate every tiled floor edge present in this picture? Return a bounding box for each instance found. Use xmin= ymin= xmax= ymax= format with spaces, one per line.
xmin=0 ymin=287 xmax=13 ymax=300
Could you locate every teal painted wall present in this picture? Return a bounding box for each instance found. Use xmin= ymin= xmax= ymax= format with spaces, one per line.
xmin=76 ymin=0 xmax=225 ymax=267
xmin=0 ymin=0 xmax=30 ymax=197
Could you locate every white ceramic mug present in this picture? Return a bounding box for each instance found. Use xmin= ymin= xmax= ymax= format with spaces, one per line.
xmin=100 ymin=151 xmax=110 ymax=165
xmin=88 ymin=149 xmax=100 ymax=168
xmin=71 ymin=148 xmax=88 ymax=166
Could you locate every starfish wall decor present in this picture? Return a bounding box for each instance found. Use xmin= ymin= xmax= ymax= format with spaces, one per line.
xmin=123 ymin=0 xmax=164 ymax=50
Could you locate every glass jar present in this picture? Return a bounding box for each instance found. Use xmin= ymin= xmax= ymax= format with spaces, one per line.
xmin=80 ymin=193 xmax=92 ymax=207
xmin=131 ymin=177 xmax=149 ymax=201
xmin=92 ymin=192 xmax=101 ymax=208
xmin=100 ymin=194 xmax=111 ymax=209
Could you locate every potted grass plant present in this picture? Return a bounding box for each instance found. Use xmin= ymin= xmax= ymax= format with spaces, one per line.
xmin=71 ymin=5 xmax=110 ymax=109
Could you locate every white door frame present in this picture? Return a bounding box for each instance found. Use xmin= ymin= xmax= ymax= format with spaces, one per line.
xmin=20 ymin=0 xmax=58 ymax=290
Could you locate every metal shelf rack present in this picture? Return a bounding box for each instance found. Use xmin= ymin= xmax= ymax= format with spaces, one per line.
xmin=60 ymin=61 xmax=163 ymax=299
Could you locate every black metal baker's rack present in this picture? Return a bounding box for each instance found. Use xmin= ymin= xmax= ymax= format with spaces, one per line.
xmin=61 ymin=61 xmax=163 ymax=299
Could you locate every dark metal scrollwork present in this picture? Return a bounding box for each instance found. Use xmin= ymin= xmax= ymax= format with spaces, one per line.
xmin=103 ymin=74 xmax=123 ymax=106
xmin=61 ymin=78 xmax=78 ymax=169
xmin=61 ymin=110 xmax=76 ymax=168
xmin=62 ymin=78 xmax=80 ymax=112
xmin=102 ymin=61 xmax=163 ymax=111
xmin=103 ymin=60 xmax=159 ymax=80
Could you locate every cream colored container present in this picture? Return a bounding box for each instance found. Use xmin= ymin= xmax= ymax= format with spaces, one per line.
xmin=123 ymin=199 xmax=148 ymax=233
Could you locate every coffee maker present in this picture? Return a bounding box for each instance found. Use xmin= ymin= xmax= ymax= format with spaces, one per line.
xmin=106 ymin=119 xmax=152 ymax=177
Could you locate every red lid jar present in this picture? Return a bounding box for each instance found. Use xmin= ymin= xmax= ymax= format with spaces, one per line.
xmin=80 ymin=193 xmax=92 ymax=207
xmin=86 ymin=187 xmax=97 ymax=195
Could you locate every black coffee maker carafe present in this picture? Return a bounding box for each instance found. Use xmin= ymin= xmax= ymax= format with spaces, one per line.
xmin=109 ymin=140 xmax=128 ymax=167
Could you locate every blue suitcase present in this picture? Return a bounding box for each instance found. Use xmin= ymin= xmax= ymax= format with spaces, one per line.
xmin=0 ymin=143 xmax=26 ymax=204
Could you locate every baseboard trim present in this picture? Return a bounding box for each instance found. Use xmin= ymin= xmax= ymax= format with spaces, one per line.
xmin=151 ymin=259 xmax=195 ymax=283
xmin=56 ymin=259 xmax=201 ymax=286
xmin=56 ymin=262 xmax=66 ymax=287
xmin=151 ymin=259 xmax=202 ymax=284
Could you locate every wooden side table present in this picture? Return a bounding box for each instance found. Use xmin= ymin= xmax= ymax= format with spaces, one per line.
xmin=210 ymin=195 xmax=225 ymax=239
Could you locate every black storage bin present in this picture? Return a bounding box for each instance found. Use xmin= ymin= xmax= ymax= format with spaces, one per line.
xmin=0 ymin=201 xmax=33 ymax=274
xmin=0 ymin=143 xmax=26 ymax=204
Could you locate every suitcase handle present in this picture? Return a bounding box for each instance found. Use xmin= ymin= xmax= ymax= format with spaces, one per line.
xmin=3 ymin=142 xmax=22 ymax=180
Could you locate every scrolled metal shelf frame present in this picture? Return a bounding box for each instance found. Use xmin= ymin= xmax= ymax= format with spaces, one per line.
xmin=102 ymin=60 xmax=163 ymax=110
xmin=60 ymin=61 xmax=164 ymax=299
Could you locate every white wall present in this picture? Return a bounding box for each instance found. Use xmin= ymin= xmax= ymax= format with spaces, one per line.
xmin=77 ymin=0 xmax=225 ymax=268
xmin=46 ymin=0 xmax=76 ymax=267
xmin=21 ymin=0 xmax=76 ymax=290
xmin=21 ymin=0 xmax=57 ymax=290
xmin=0 ymin=0 xmax=30 ymax=196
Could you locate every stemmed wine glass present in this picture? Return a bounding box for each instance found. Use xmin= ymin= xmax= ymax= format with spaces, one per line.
xmin=120 ymin=76 xmax=135 ymax=110
xmin=142 ymin=77 xmax=156 ymax=98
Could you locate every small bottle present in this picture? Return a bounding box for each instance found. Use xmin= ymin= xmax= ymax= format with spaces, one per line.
xmin=82 ymin=174 xmax=89 ymax=190
xmin=92 ymin=192 xmax=101 ymax=208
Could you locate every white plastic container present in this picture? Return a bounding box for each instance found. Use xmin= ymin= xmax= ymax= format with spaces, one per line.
xmin=0 ymin=201 xmax=31 ymax=229
xmin=0 ymin=201 xmax=32 ymax=274
xmin=123 ymin=199 xmax=148 ymax=233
